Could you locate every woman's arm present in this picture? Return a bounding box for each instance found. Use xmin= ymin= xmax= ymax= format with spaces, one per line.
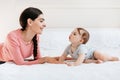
xmin=6 ymin=33 xmax=44 ymax=65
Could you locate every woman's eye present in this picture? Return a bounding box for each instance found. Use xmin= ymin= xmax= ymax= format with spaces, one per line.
xmin=40 ymin=20 xmax=43 ymax=22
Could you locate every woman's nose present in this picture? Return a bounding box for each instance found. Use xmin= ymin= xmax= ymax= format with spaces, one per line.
xmin=43 ymin=22 xmax=46 ymax=27
xmin=43 ymin=24 xmax=46 ymax=27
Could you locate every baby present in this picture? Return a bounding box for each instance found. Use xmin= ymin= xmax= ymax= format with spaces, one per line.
xmin=58 ymin=27 xmax=119 ymax=66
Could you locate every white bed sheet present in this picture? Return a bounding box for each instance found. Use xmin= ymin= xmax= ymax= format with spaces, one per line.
xmin=0 ymin=61 xmax=120 ymax=80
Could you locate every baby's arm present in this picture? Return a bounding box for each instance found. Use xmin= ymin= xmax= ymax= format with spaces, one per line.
xmin=66 ymin=53 xmax=85 ymax=66
xmin=59 ymin=52 xmax=68 ymax=62
xmin=84 ymin=59 xmax=103 ymax=64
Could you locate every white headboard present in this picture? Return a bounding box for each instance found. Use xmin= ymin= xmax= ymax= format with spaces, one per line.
xmin=0 ymin=0 xmax=120 ymax=42
xmin=40 ymin=28 xmax=120 ymax=56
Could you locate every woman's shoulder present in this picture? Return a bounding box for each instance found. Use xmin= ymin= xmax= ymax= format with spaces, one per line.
xmin=7 ymin=29 xmax=21 ymax=39
xmin=8 ymin=29 xmax=21 ymax=36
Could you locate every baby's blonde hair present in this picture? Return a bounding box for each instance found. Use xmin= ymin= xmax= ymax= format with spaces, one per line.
xmin=77 ymin=27 xmax=89 ymax=44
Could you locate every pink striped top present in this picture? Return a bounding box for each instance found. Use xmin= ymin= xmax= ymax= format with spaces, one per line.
xmin=0 ymin=29 xmax=41 ymax=65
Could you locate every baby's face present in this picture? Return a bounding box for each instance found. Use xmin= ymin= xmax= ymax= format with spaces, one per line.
xmin=69 ymin=29 xmax=83 ymax=44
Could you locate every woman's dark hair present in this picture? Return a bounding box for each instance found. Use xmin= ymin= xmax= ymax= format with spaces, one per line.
xmin=19 ymin=7 xmax=43 ymax=60
xmin=77 ymin=27 xmax=90 ymax=44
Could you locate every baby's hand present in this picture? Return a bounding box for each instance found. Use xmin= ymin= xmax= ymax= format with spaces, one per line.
xmin=95 ymin=60 xmax=103 ymax=64
xmin=65 ymin=62 xmax=76 ymax=66
xmin=66 ymin=63 xmax=73 ymax=66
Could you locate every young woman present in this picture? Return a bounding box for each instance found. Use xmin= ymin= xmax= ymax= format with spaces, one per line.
xmin=0 ymin=7 xmax=49 ymax=65
xmin=59 ymin=27 xmax=119 ymax=66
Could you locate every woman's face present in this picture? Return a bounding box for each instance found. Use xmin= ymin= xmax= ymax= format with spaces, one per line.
xmin=29 ymin=14 xmax=46 ymax=34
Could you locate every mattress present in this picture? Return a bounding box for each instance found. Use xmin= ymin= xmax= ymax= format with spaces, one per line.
xmin=0 ymin=27 xmax=120 ymax=80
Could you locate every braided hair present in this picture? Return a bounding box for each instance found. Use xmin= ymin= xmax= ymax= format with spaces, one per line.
xmin=19 ymin=7 xmax=43 ymax=60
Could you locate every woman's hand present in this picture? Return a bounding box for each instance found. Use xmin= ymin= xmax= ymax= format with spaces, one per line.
xmin=45 ymin=57 xmax=65 ymax=64
xmin=38 ymin=57 xmax=66 ymax=64
xmin=38 ymin=57 xmax=46 ymax=64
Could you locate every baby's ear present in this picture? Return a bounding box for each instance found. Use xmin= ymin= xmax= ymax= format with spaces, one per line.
xmin=80 ymin=39 xmax=84 ymax=43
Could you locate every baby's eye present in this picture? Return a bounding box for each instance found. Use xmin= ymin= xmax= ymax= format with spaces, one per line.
xmin=73 ymin=33 xmax=76 ymax=35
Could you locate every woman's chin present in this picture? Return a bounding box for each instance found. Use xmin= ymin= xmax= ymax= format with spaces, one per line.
xmin=38 ymin=31 xmax=42 ymax=34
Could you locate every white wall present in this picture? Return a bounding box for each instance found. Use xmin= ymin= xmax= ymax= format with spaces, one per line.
xmin=0 ymin=0 xmax=120 ymax=41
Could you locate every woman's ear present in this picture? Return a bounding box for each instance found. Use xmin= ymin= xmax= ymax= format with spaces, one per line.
xmin=27 ymin=18 xmax=33 ymax=26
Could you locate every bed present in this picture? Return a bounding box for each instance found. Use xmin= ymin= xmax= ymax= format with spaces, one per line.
xmin=0 ymin=27 xmax=120 ymax=80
